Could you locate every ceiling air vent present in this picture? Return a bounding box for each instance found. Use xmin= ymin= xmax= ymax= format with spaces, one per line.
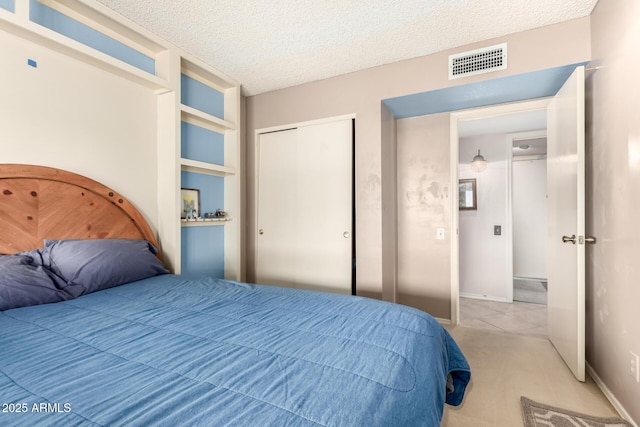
xmin=449 ymin=43 xmax=507 ymax=80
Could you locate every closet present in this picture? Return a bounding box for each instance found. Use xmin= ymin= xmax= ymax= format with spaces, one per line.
xmin=256 ymin=118 xmax=354 ymax=294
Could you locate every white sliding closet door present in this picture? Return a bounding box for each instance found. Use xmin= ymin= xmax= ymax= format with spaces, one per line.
xmin=256 ymin=128 xmax=298 ymax=288
xmin=257 ymin=118 xmax=353 ymax=294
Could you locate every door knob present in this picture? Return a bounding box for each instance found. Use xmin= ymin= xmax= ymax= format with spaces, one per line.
xmin=259 ymin=229 xmax=264 ymax=235
xmin=562 ymin=235 xmax=576 ymax=244
xmin=343 ymin=231 xmax=350 ymax=238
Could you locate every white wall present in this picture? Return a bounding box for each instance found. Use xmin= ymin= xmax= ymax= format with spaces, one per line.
xmin=512 ymin=158 xmax=547 ymax=279
xmin=0 ymin=31 xmax=158 ymax=233
xmin=459 ymin=134 xmax=510 ymax=300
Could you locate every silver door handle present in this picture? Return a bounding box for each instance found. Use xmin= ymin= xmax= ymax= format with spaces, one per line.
xmin=343 ymin=231 xmax=350 ymax=238
xmin=562 ymin=235 xmax=576 ymax=244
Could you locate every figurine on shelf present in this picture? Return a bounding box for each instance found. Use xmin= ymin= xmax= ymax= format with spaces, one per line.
xmin=215 ymin=209 xmax=227 ymax=218
xmin=186 ymin=208 xmax=198 ymax=221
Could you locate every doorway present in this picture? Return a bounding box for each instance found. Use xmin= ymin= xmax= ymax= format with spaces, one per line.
xmin=389 ymin=64 xmax=586 ymax=381
xmin=451 ymin=66 xmax=587 ymax=381
xmin=450 ymin=98 xmax=550 ymax=326
xmin=511 ymin=132 xmax=548 ymax=305
xmin=456 ymin=123 xmax=548 ymax=335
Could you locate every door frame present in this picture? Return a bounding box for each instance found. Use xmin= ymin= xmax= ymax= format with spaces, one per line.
xmin=253 ymin=113 xmax=356 ymax=288
xmin=449 ymin=99 xmax=550 ymax=325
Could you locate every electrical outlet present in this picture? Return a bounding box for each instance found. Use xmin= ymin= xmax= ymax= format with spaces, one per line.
xmin=630 ymin=351 xmax=640 ymax=383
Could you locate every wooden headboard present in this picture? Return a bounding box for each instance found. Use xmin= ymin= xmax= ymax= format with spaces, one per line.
xmin=0 ymin=164 xmax=159 ymax=255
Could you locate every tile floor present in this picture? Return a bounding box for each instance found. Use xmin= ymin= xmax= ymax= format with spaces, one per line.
xmin=440 ymin=299 xmax=624 ymax=426
xmin=459 ymin=296 xmax=547 ymax=337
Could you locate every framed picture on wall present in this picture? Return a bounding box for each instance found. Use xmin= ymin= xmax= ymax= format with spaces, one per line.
xmin=181 ymin=188 xmax=200 ymax=219
xmin=459 ymin=179 xmax=477 ymax=210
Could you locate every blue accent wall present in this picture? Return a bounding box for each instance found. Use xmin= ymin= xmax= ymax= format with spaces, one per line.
xmin=0 ymin=0 xmax=14 ymax=12
xmin=180 ymin=171 xmax=225 ymax=278
xmin=181 ymin=226 xmax=224 ymax=278
xmin=383 ymin=63 xmax=588 ymax=119
xmin=181 ymin=171 xmax=224 ymax=217
xmin=29 ymin=0 xmax=155 ymax=74
xmin=181 ymin=74 xmax=224 ymax=119
xmin=181 ymin=122 xmax=224 ymax=165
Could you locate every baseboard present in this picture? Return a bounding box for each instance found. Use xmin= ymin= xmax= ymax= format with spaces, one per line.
xmin=586 ymin=362 xmax=638 ymax=426
xmin=435 ymin=317 xmax=451 ymax=325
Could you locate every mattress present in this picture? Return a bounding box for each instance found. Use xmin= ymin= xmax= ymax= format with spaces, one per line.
xmin=0 ymin=275 xmax=470 ymax=426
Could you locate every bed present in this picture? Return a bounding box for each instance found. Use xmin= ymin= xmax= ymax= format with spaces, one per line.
xmin=0 ymin=164 xmax=470 ymax=426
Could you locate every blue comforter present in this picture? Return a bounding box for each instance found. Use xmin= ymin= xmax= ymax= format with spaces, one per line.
xmin=0 ymin=275 xmax=470 ymax=426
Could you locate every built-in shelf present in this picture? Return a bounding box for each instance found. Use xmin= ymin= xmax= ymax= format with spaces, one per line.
xmin=180 ymin=104 xmax=235 ymax=133
xmin=181 ymin=218 xmax=232 ymax=227
xmin=178 ymin=54 xmax=242 ymax=280
xmin=174 ymin=54 xmax=240 ymax=279
xmin=180 ymin=158 xmax=235 ymax=176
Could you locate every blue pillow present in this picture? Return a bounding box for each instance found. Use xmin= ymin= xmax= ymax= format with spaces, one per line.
xmin=43 ymin=239 xmax=168 ymax=295
xmin=0 ymin=255 xmax=75 ymax=311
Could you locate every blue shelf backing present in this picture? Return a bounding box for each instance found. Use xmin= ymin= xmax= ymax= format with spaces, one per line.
xmin=0 ymin=0 xmax=14 ymax=12
xmin=181 ymin=74 xmax=224 ymax=119
xmin=29 ymin=0 xmax=155 ymax=74
xmin=180 ymin=171 xmax=224 ymax=216
xmin=181 ymin=171 xmax=225 ymax=278
xmin=181 ymin=122 xmax=224 ymax=165
xmin=181 ymin=226 xmax=224 ymax=278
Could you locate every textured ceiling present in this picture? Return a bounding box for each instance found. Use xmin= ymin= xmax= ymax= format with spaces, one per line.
xmin=95 ymin=0 xmax=598 ymax=96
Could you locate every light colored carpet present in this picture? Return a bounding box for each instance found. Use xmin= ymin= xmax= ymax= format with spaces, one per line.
xmin=521 ymin=397 xmax=632 ymax=427
xmin=514 ymin=278 xmax=547 ymax=305
xmin=441 ymin=326 xmax=621 ymax=426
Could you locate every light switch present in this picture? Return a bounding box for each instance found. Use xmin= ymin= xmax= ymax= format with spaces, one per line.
xmin=494 ymin=225 xmax=501 ymax=236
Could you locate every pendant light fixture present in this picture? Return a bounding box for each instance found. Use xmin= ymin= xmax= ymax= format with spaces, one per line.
xmin=470 ymin=149 xmax=487 ymax=173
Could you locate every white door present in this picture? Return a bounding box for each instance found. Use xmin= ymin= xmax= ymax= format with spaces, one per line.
xmin=256 ymin=118 xmax=353 ymax=294
xmin=547 ymin=66 xmax=586 ymax=381
xmin=256 ymin=128 xmax=298 ymax=288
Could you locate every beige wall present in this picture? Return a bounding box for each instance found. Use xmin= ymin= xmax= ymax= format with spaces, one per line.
xmin=587 ymin=0 xmax=640 ymax=422
xmin=0 ymin=30 xmax=159 ymax=233
xmin=246 ymin=18 xmax=591 ymax=305
xmin=396 ymin=114 xmax=451 ymax=319
xmin=380 ymin=103 xmax=398 ymax=302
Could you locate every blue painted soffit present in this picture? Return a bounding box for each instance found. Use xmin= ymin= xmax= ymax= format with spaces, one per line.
xmin=382 ymin=62 xmax=589 ymax=119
